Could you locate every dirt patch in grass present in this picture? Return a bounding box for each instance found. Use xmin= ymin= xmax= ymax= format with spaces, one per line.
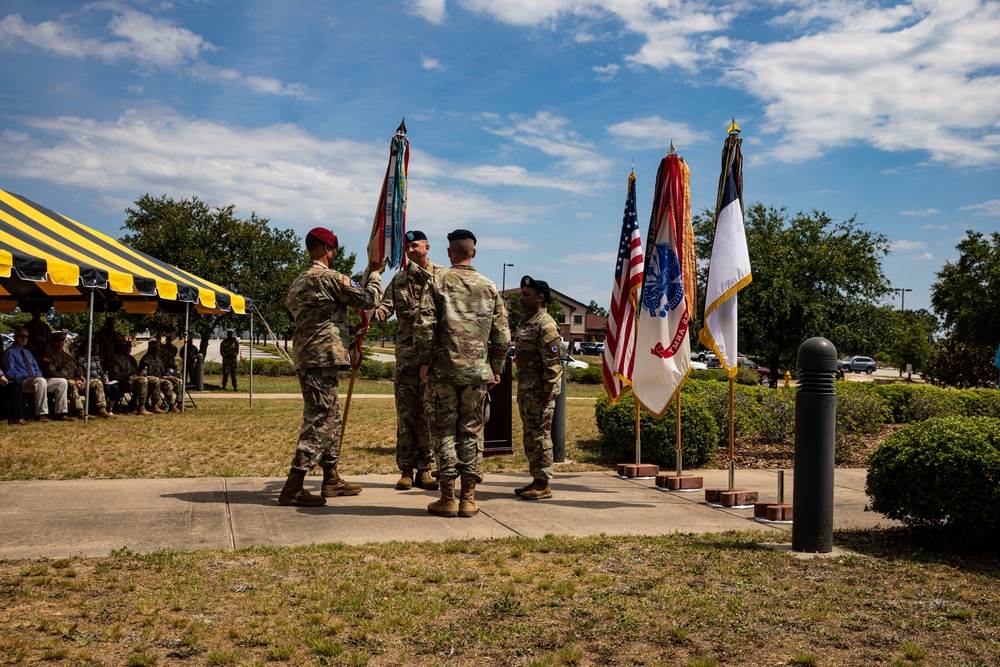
xmin=0 ymin=532 xmax=996 ymax=666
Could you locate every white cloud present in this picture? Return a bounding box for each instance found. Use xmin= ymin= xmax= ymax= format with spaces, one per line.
xmin=592 ymin=62 xmax=619 ymax=81
xmin=732 ymin=0 xmax=1000 ymax=166
xmin=901 ymin=208 xmax=941 ymax=216
xmin=921 ymin=224 xmax=949 ymax=230
xmin=0 ymin=8 xmax=308 ymax=97
xmin=483 ymin=111 xmax=614 ymax=179
xmin=0 ymin=108 xmax=572 ymax=239
xmin=916 ymin=252 xmax=935 ymax=260
xmin=420 ymin=54 xmax=445 ymax=70
xmin=560 ymin=251 xmax=615 ymax=265
xmin=410 ymin=0 xmax=447 ymax=24
xmin=607 ymin=115 xmax=712 ymax=150
xmin=960 ymin=199 xmax=1000 ymax=216
xmin=890 ymin=239 xmax=927 ymax=251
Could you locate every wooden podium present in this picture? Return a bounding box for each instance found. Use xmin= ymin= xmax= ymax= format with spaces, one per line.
xmin=484 ymin=359 xmax=513 ymax=457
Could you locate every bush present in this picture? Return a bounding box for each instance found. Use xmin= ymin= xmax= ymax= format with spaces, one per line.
xmin=908 ymin=386 xmax=966 ymax=422
xmin=689 ymin=367 xmax=760 ymax=386
xmin=594 ymin=392 xmax=718 ymax=468
xmin=958 ymin=388 xmax=1000 ymax=418
xmin=866 ymin=417 xmax=1000 ymax=539
xmin=923 ymin=338 xmax=998 ymax=389
xmin=691 ymin=381 xmax=762 ymax=444
xmin=835 ymin=384 xmax=890 ymax=463
xmin=873 ymin=383 xmax=921 ymax=423
xmin=567 ymin=365 xmax=603 ymax=384
xmin=357 ymin=358 xmax=395 ymax=380
xmin=755 ymin=389 xmax=797 ymax=444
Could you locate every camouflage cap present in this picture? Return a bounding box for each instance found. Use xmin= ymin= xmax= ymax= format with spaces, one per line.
xmin=50 ymin=329 xmax=69 ymax=341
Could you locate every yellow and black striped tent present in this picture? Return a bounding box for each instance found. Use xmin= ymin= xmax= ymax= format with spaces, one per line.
xmin=0 ymin=188 xmax=251 ymax=315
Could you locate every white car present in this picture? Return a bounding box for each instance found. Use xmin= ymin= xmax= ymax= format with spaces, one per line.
xmin=566 ymin=356 xmax=589 ymax=369
xmin=690 ymin=361 xmax=708 ymax=371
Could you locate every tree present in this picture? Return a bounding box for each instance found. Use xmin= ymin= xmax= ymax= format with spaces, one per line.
xmin=587 ymin=300 xmax=608 ymax=318
xmin=694 ymin=204 xmax=893 ymax=386
xmin=120 ymin=194 xmax=304 ymax=355
xmin=506 ymin=293 xmax=565 ymax=336
xmin=931 ymin=230 xmax=1000 ymax=345
xmin=889 ymin=322 xmax=932 ymax=378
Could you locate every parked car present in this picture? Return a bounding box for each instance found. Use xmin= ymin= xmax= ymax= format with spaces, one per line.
xmin=738 ymin=356 xmax=772 ymax=384
xmin=566 ymin=356 xmax=589 ymax=369
xmin=690 ymin=361 xmax=708 ymax=371
xmin=838 ymin=356 xmax=877 ymax=374
xmin=579 ymin=341 xmax=604 ymax=356
xmin=692 ymin=350 xmax=716 ymax=363
xmin=1 ymin=332 xmax=12 ymax=349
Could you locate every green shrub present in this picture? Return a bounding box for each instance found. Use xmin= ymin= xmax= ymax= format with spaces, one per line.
xmin=835 ymin=383 xmax=890 ymax=463
xmin=693 ymin=381 xmax=762 ymax=444
xmin=874 ymin=383 xmax=921 ymax=423
xmin=594 ymin=392 xmax=717 ymax=468
xmin=866 ymin=417 xmax=1000 ymax=539
xmin=908 ymin=386 xmax=966 ymax=422
xmin=238 ymin=358 xmax=295 ymax=376
xmin=689 ymin=367 xmax=759 ymax=386
xmin=958 ymin=388 xmax=1000 ymax=418
xmin=357 ymin=359 xmax=395 ymax=380
xmin=755 ymin=389 xmax=797 ymax=444
xmin=567 ymin=365 xmax=603 ymax=384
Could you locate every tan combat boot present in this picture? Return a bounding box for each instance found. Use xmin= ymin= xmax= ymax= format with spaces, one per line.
xmin=96 ymin=406 xmax=112 ymax=418
xmin=458 ymin=480 xmax=478 ymax=518
xmin=321 ymin=466 xmax=363 ymax=497
xmin=427 ymin=479 xmax=459 ymax=517
xmin=519 ymin=479 xmax=553 ymax=500
xmin=395 ymin=470 xmax=414 ymax=491
xmin=513 ymin=480 xmax=534 ymax=496
xmin=137 ymin=406 xmax=152 ymax=416
xmin=415 ymin=469 xmax=439 ymax=491
xmin=151 ymin=404 xmax=167 ymax=414
xmin=278 ymin=469 xmax=326 ymax=507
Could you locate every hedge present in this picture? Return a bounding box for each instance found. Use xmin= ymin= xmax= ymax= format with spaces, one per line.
xmin=594 ymin=392 xmax=718 ymax=468
xmin=866 ymin=417 xmax=1000 ymax=540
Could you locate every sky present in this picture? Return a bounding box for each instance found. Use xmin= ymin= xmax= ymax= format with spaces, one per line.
xmin=1 ymin=0 xmax=998 ymax=317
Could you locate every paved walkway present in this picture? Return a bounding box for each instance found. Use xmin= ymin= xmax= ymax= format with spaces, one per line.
xmin=0 ymin=469 xmax=895 ymax=559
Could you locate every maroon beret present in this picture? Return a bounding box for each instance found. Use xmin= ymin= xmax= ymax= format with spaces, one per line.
xmin=306 ymin=227 xmax=338 ymax=248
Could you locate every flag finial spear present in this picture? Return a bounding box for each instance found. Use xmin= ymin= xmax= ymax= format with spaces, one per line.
xmin=727 ymin=118 xmax=740 ymax=135
xmin=668 ymin=141 xmax=677 ymax=156
xmin=396 ymin=117 xmax=407 ymax=136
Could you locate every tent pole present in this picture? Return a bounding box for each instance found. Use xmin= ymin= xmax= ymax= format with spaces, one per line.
xmin=181 ymin=303 xmax=189 ymax=415
xmin=83 ymin=290 xmax=95 ymax=423
xmin=249 ymin=311 xmax=254 ymax=408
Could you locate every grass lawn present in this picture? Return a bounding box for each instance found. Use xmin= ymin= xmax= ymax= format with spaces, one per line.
xmin=2 ymin=376 xmax=997 ymax=666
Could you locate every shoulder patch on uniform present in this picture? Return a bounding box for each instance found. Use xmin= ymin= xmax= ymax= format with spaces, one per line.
xmin=550 ymin=344 xmax=560 ymax=354
xmin=341 ymin=275 xmax=352 ymax=287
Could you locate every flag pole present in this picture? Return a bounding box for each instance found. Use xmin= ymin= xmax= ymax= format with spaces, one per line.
xmin=675 ymin=392 xmax=683 ymax=477
xmin=728 ymin=377 xmax=735 ymax=491
xmin=634 ymin=399 xmax=642 ymax=465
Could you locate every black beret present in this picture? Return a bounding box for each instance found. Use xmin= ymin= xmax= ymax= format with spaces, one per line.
xmin=520 ymin=275 xmax=551 ymax=300
xmin=405 ymin=230 xmax=427 ymax=243
xmin=447 ymin=229 xmax=477 ymax=244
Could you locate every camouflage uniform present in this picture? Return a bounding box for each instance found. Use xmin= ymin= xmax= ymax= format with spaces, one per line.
xmin=78 ymin=354 xmax=111 ymax=410
xmin=371 ymin=260 xmax=439 ymax=474
xmin=515 ymin=310 xmax=563 ymax=481
xmin=285 ymin=261 xmax=382 ymax=472
xmin=140 ymin=348 xmax=178 ymax=408
xmin=219 ymin=335 xmax=240 ymax=389
xmin=108 ymin=351 xmax=159 ymax=412
xmin=96 ymin=326 xmax=124 ymax=365
xmin=39 ymin=345 xmax=84 ymax=414
xmin=158 ymin=340 xmax=179 ymax=375
xmin=25 ymin=317 xmax=51 ymax=359
xmin=415 ymin=264 xmax=509 ymax=484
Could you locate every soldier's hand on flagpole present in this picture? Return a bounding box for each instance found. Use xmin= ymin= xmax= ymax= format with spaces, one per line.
xmin=488 ymin=373 xmax=501 ymax=390
xmin=368 ymin=259 xmax=387 ymax=275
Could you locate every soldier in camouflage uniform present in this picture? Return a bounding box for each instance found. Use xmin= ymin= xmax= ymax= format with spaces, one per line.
xmin=219 ymin=331 xmax=240 ymax=390
xmin=77 ymin=341 xmax=116 ymax=418
xmin=39 ymin=331 xmax=85 ymax=417
xmin=96 ymin=318 xmax=125 ymax=366
xmin=513 ymin=276 xmax=563 ymax=500
xmin=159 ymin=333 xmax=179 ymax=374
xmin=278 ymin=227 xmax=384 ymax=507
xmin=108 ymin=341 xmax=161 ymax=415
xmin=140 ymin=340 xmax=178 ymax=411
xmin=25 ymin=309 xmax=51 ymax=359
xmin=370 ymin=230 xmax=441 ymax=491
xmin=416 ymin=229 xmax=509 ymax=518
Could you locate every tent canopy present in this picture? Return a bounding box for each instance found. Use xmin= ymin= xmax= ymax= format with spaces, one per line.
xmin=0 ymin=188 xmax=252 ymax=316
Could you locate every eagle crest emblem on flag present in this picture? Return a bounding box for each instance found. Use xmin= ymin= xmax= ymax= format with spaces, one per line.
xmin=642 ymin=242 xmax=684 ymax=318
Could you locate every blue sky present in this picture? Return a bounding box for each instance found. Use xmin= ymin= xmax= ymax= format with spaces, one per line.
xmin=2 ymin=0 xmax=998 ymax=315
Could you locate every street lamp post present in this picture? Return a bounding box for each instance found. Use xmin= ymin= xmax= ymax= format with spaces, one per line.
xmin=501 ymin=263 xmax=514 ymax=294
xmin=894 ymin=287 xmax=912 ymax=313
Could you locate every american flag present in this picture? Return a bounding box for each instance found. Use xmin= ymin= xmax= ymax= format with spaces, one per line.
xmin=602 ymin=172 xmax=644 ymax=403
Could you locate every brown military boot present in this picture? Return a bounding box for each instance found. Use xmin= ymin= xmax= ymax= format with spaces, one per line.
xmin=458 ymin=480 xmax=478 ymax=518
xmin=96 ymin=407 xmax=112 ymax=418
xmin=427 ymin=479 xmax=458 ymax=517
xmin=395 ymin=470 xmax=413 ymax=491
xmin=514 ymin=480 xmax=534 ymax=496
xmin=519 ymin=479 xmax=553 ymax=500
xmin=137 ymin=406 xmax=152 ymax=416
xmin=321 ymin=466 xmax=363 ymax=497
xmin=278 ymin=469 xmax=326 ymax=507
xmin=151 ymin=404 xmax=167 ymax=414
xmin=415 ymin=469 xmax=439 ymax=491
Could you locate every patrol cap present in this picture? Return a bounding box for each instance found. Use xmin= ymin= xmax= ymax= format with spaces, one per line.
xmin=227 ymin=330 xmax=234 ymax=336
xmin=147 ymin=339 xmax=160 ymax=347
xmin=50 ymin=330 xmax=69 ymax=341
xmin=405 ymin=230 xmax=427 ymax=243
xmin=306 ymin=227 xmax=339 ymax=248
xmin=520 ymin=275 xmax=551 ymax=302
xmin=446 ymin=229 xmax=477 ymax=244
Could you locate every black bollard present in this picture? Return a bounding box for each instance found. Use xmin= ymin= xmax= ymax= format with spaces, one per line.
xmin=792 ymin=337 xmax=837 ymax=553
xmin=552 ymin=345 xmax=568 ymax=463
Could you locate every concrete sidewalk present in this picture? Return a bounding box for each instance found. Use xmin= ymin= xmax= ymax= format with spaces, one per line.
xmin=0 ymin=469 xmax=896 ymax=559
